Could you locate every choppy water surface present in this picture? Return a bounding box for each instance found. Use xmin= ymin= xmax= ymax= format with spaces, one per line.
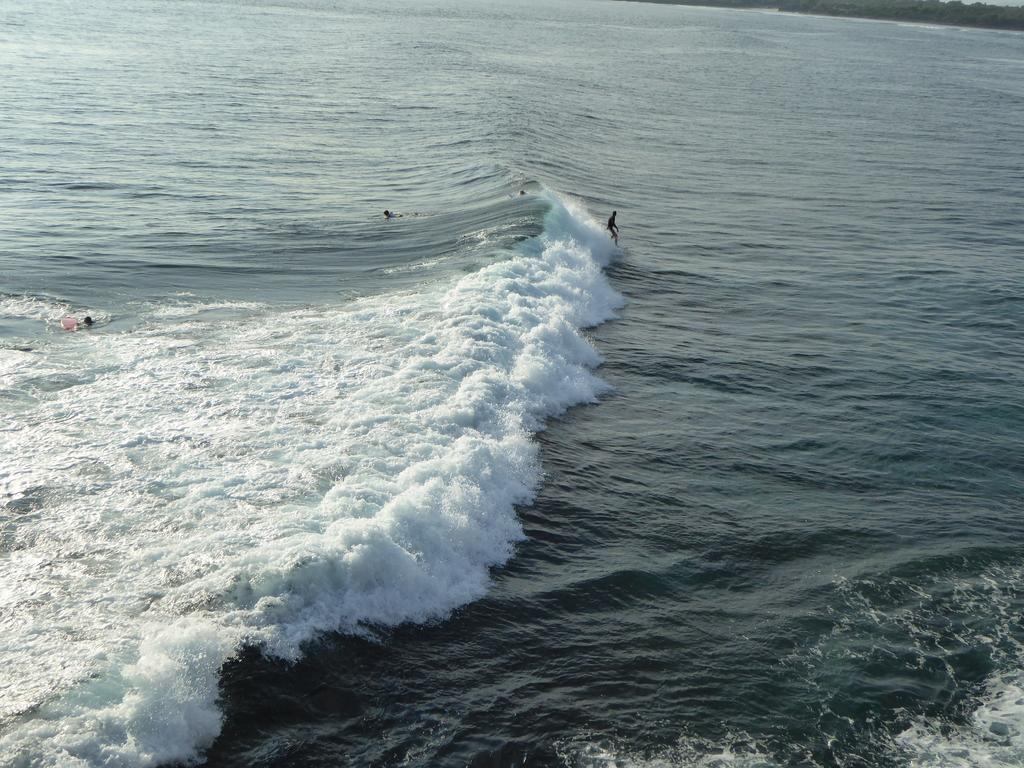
xmin=2 ymin=0 xmax=1023 ymax=766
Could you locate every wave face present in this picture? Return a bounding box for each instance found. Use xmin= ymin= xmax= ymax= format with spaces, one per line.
xmin=0 ymin=192 xmax=621 ymax=767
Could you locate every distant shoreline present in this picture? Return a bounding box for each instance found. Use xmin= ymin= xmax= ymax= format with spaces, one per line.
xmin=617 ymin=0 xmax=1024 ymax=31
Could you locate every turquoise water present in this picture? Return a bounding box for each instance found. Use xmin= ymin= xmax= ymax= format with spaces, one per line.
xmin=2 ymin=0 xmax=1024 ymax=766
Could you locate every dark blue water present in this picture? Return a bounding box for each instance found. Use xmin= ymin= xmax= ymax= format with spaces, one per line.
xmin=2 ymin=0 xmax=1024 ymax=766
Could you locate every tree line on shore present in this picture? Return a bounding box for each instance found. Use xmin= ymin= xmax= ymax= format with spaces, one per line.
xmin=777 ymin=0 xmax=1024 ymax=30
xmin=628 ymin=0 xmax=1024 ymax=30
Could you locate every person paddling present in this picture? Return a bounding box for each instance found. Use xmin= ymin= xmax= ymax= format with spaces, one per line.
xmin=607 ymin=211 xmax=619 ymax=244
xmin=60 ymin=315 xmax=94 ymax=331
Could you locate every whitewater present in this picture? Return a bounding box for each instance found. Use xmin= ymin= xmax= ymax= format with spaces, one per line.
xmin=4 ymin=0 xmax=1024 ymax=764
xmin=0 ymin=193 xmax=621 ymax=767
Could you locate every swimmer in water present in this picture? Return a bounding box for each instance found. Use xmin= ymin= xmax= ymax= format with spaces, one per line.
xmin=61 ymin=315 xmax=95 ymax=331
xmin=384 ymin=210 xmax=402 ymax=219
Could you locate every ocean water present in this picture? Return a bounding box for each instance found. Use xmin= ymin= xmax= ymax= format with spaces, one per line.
xmin=2 ymin=0 xmax=1023 ymax=766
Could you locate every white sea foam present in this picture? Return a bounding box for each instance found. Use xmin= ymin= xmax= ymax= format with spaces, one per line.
xmin=0 ymin=193 xmax=622 ymax=767
xmin=0 ymin=294 xmax=73 ymax=323
xmin=782 ymin=569 xmax=1024 ymax=768
xmin=861 ymin=569 xmax=1024 ymax=768
xmin=559 ymin=738 xmax=778 ymax=768
xmin=563 ymin=672 xmax=1024 ymax=768
xmin=897 ymin=674 xmax=1024 ymax=767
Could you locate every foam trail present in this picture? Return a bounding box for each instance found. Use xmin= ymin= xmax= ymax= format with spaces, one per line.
xmin=898 ymin=674 xmax=1024 ymax=767
xmin=0 ymin=191 xmax=621 ymax=767
xmin=559 ymin=738 xmax=778 ymax=767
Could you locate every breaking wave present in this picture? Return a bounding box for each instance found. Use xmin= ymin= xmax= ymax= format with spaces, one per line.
xmin=0 ymin=191 xmax=622 ymax=767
